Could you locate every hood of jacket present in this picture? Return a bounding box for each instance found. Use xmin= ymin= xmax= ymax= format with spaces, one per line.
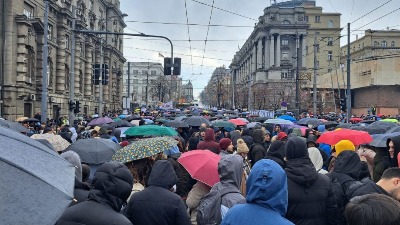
xmin=285 ymin=157 xmax=318 ymax=187
xmin=218 ymin=154 xmax=243 ymax=188
xmin=246 ymin=159 xmax=288 ymax=216
xmin=204 ymin=128 xmax=216 ymax=142
xmin=148 ymin=160 xmax=178 ymax=189
xmin=308 ymin=147 xmax=324 ymax=171
xmin=229 ymin=130 xmax=241 ymax=146
xmin=89 ymin=162 xmax=133 ymax=212
xmin=334 ymin=150 xmax=361 ymax=179
xmin=266 ymin=140 xmax=285 ymax=158
xmin=60 ymin=151 xmax=82 ymax=181
xmin=387 ymin=135 xmax=400 ymax=167
xmin=242 ymin=128 xmax=251 ymax=136
xmin=251 ymin=129 xmax=264 ymax=144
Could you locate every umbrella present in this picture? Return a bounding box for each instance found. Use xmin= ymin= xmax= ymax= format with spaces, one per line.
xmin=125 ymin=115 xmax=142 ymax=121
xmin=297 ymin=118 xmax=323 ymax=127
xmin=0 ymin=120 xmax=29 ymax=133
xmin=143 ymin=118 xmax=154 ymax=124
xmin=278 ymin=115 xmax=297 ymax=122
xmin=237 ymin=118 xmax=250 ymax=123
xmin=88 ymin=117 xmax=114 ymax=126
xmin=246 ymin=122 xmax=262 ymax=129
xmin=119 ymin=114 xmax=128 ymax=119
xmin=165 ymin=120 xmax=189 ymax=128
xmin=369 ymin=132 xmax=400 ymax=148
xmin=155 ymin=118 xmax=169 ymax=124
xmin=112 ymin=118 xmax=122 ymax=122
xmin=178 ymin=150 xmax=221 ymax=187
xmin=65 ymin=139 xmax=121 ymax=164
xmin=211 ymin=120 xmax=236 ymax=128
xmin=15 ymin=116 xmax=28 ymax=122
xmin=380 ymin=118 xmax=399 ymax=123
xmin=361 ymin=126 xmax=387 ymax=135
xmin=322 ymin=121 xmax=339 ymax=129
xmin=116 ymin=127 xmax=130 ymax=138
xmin=264 ymin=118 xmax=294 ymax=125
xmin=228 ymin=119 xmax=247 ymax=126
xmin=112 ymin=137 xmax=177 ymax=163
xmin=371 ymin=121 xmax=399 ymax=129
xmin=0 ymin=126 xmax=74 ymax=225
xmin=185 ymin=116 xmax=211 ymax=127
xmin=124 ymin=124 xmax=178 ymax=137
xmin=316 ymin=129 xmax=373 ymax=145
xmin=31 ymin=133 xmax=71 ymax=152
xmin=336 ymin=123 xmax=354 ymax=129
xmin=108 ymin=120 xmax=133 ymax=128
xmin=130 ymin=120 xmax=140 ymax=126
xmin=23 ymin=118 xmax=40 ymax=123
xmin=386 ymin=126 xmax=400 ymax=133
xmin=349 ymin=118 xmax=363 ymax=123
xmin=174 ymin=116 xmax=187 ymax=122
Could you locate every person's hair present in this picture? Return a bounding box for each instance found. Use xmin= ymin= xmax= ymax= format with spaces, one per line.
xmin=274 ymin=124 xmax=281 ymax=129
xmin=345 ymin=194 xmax=400 ymax=225
xmin=381 ymin=168 xmax=400 ymax=180
xmin=43 ymin=127 xmax=53 ymax=134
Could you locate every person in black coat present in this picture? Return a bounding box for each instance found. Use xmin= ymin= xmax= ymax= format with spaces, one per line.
xmin=56 ymin=162 xmax=134 ymax=225
xmin=166 ymin=151 xmax=196 ymax=199
xmin=249 ymin=129 xmax=266 ymax=167
xmin=124 ymin=160 xmax=191 ymax=225
xmin=285 ymin=137 xmax=339 ymax=225
xmin=241 ymin=128 xmax=254 ymax=149
xmin=265 ymin=140 xmax=286 ymax=168
xmin=373 ymin=147 xmax=390 ymax=182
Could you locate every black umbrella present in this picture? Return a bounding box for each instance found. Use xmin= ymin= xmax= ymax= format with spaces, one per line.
xmin=23 ymin=118 xmax=40 ymax=123
xmin=322 ymin=121 xmax=339 ymax=129
xmin=0 ymin=120 xmax=29 ymax=133
xmin=0 ymin=126 xmax=75 ymax=225
xmin=124 ymin=115 xmax=142 ymax=122
xmin=65 ymin=138 xmax=121 ymax=164
xmin=371 ymin=121 xmax=398 ymax=129
xmin=362 ymin=125 xmax=387 ymax=135
xmin=386 ymin=126 xmax=400 ymax=133
xmin=185 ymin=116 xmax=211 ymax=127
xmin=369 ymin=132 xmax=400 ymax=147
xmin=298 ymin=118 xmax=323 ymax=127
xmin=336 ymin=123 xmax=353 ymax=129
xmin=165 ymin=120 xmax=189 ymax=128
xmin=108 ymin=120 xmax=133 ymax=128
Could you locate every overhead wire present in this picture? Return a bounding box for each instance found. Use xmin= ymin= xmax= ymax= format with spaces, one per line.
xmin=200 ymin=0 xmax=216 ymax=71
xmin=191 ymin=0 xmax=257 ymax=21
xmin=124 ymin=20 xmax=253 ymax=28
xmin=184 ymin=0 xmax=194 ymax=72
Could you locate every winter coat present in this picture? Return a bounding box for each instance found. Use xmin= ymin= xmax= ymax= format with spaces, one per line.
xmin=388 ymin=135 xmax=400 ymax=167
xmin=373 ymin=148 xmax=390 ymax=182
xmin=285 ymin=157 xmax=338 ymax=225
xmin=167 ymin=153 xmax=196 ymax=198
xmin=326 ymin=151 xmax=362 ymax=225
xmin=197 ymin=128 xmax=220 ymax=154
xmin=229 ymin=130 xmax=241 ymax=147
xmin=186 ymin=181 xmax=211 ymax=225
xmin=72 ymin=178 xmax=90 ymax=206
xmin=221 ymin=159 xmax=294 ymax=225
xmin=124 ymin=160 xmax=191 ymax=225
xmin=265 ymin=140 xmax=286 ymax=168
xmin=56 ymin=162 xmax=134 ymax=225
xmin=249 ymin=129 xmax=267 ymax=167
xmin=347 ymin=177 xmax=390 ymax=200
xmin=241 ymin=128 xmax=254 ymax=149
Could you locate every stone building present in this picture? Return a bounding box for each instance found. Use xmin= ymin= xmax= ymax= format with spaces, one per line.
xmin=0 ymin=0 xmax=126 ymax=120
xmin=202 ymin=66 xmax=232 ymax=109
xmin=229 ymin=0 xmax=340 ymax=112
xmin=311 ymin=29 xmax=400 ymax=116
xmin=181 ymin=80 xmax=193 ymax=103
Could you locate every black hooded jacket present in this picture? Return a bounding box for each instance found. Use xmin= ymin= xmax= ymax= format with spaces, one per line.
xmin=241 ymin=128 xmax=254 ymax=149
xmin=285 ymin=138 xmax=338 ymax=225
xmin=56 ymin=162 xmax=134 ymax=225
xmin=249 ymin=129 xmax=266 ymax=167
xmin=265 ymin=140 xmax=286 ymax=168
xmin=347 ymin=177 xmax=390 ymax=200
xmin=167 ymin=153 xmax=196 ymax=198
xmin=124 ymin=160 xmax=191 ymax=225
xmin=373 ymin=147 xmax=391 ymax=182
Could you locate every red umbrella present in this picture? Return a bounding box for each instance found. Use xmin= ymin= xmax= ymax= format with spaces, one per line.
xmin=349 ymin=117 xmax=363 ymax=123
xmin=228 ymin=119 xmax=247 ymax=126
xmin=316 ymin=129 xmax=373 ymax=145
xmin=178 ymin=150 xmax=221 ymax=187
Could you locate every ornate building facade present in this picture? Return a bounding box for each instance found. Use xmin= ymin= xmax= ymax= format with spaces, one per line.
xmin=0 ymin=0 xmax=126 ymax=120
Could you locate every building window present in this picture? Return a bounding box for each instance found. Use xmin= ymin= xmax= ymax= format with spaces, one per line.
xmin=327 ymin=37 xmax=333 ymax=46
xmin=141 ymin=70 xmax=147 ymax=75
xmin=132 ymin=79 xmax=138 ymax=84
xmin=328 ymin=51 xmax=333 ymax=61
xmin=391 ymin=41 xmax=395 ymax=47
xmin=151 ymin=70 xmax=156 ymax=75
xmin=47 ymin=24 xmax=53 ymax=40
xmin=282 ymin=50 xmax=289 ymax=60
xmin=281 ymin=72 xmax=289 ymax=79
xmin=327 ymin=20 xmax=333 ymax=28
xmin=133 ymin=70 xmax=139 ymax=75
xmin=315 ymin=16 xmax=320 ymax=23
xmin=65 ymin=64 xmax=70 ymax=90
xmin=282 ymin=39 xmax=289 ymax=46
xmin=65 ymin=35 xmax=70 ymax=50
xmin=362 ymin=43 xmax=365 ymax=48
xmin=79 ymin=70 xmax=84 ymax=93
xmin=304 ymin=16 xmax=309 ymax=22
xmin=26 ymin=46 xmax=35 ymax=82
xmin=374 ymin=41 xmax=379 ymax=47
xmin=328 ymin=68 xmax=333 ymax=73
xmin=282 ymin=20 xmax=290 ymax=25
xmin=382 ymin=41 xmax=387 ymax=47
xmin=23 ymin=2 xmax=34 ymax=19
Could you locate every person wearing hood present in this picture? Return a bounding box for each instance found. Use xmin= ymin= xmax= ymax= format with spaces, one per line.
xmin=263 ymin=130 xmax=272 ymax=150
xmin=285 ymin=137 xmax=338 ymax=225
xmin=229 ymin=130 xmax=241 ymax=148
xmin=186 ymin=181 xmax=212 ymax=225
xmin=373 ymin=146 xmax=391 ymax=182
xmin=98 ymin=126 xmax=112 ymax=139
xmin=197 ymin=128 xmax=220 ymax=154
xmin=249 ymin=129 xmax=267 ymax=167
xmin=60 ymin=151 xmax=90 ymax=206
xmin=265 ymin=140 xmax=286 ymax=168
xmin=387 ymin=135 xmax=400 ymax=168
xmin=221 ymin=159 xmax=294 ymax=225
xmin=124 ymin=160 xmax=191 ymax=225
xmin=59 ymin=126 xmax=73 ymax=143
xmin=56 ymin=162 xmax=133 ymax=225
xmin=307 ymin=135 xmax=329 ymax=164
xmin=308 ymin=147 xmax=328 ymax=174
xmin=219 ymin=138 xmax=234 ymax=156
xmin=241 ymin=128 xmax=254 ymax=149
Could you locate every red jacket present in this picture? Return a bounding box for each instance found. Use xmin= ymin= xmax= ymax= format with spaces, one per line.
xmin=197 ymin=128 xmax=220 ymax=154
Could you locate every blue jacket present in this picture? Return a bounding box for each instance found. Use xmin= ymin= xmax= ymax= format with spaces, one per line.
xmin=221 ymin=159 xmax=294 ymax=225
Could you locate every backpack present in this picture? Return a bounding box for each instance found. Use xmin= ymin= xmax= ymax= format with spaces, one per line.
xmin=197 ymin=187 xmax=239 ymax=225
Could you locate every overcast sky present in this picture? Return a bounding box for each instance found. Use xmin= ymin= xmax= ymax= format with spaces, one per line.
xmin=120 ymin=0 xmax=399 ymax=99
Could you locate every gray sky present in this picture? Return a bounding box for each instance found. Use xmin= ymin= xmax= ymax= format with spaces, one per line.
xmin=120 ymin=0 xmax=399 ymax=98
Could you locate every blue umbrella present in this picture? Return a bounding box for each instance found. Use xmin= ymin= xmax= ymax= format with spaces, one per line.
xmin=278 ymin=115 xmax=297 ymax=122
xmin=119 ymin=114 xmax=128 ymax=119
xmin=369 ymin=132 xmax=400 ymax=148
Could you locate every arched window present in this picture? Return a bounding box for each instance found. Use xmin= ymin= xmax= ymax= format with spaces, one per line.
xmin=391 ymin=41 xmax=395 ymax=47
xmin=327 ymin=20 xmax=334 ymax=28
xmin=382 ymin=41 xmax=387 ymax=47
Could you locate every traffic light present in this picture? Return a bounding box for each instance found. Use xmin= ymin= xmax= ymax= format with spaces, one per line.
xmin=102 ymin=64 xmax=109 ymax=85
xmin=92 ymin=64 xmax=100 ymax=85
xmin=74 ymin=101 xmax=81 ymax=114
xmin=173 ymin=57 xmax=181 ymax=75
xmin=68 ymin=100 xmax=76 ymax=111
xmin=340 ymin=98 xmax=347 ymax=112
xmin=164 ymin=57 xmax=172 ymax=75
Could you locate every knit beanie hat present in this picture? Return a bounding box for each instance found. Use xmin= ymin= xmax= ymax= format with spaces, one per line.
xmin=277 ymin=132 xmax=288 ymax=141
xmin=317 ymin=125 xmax=326 ymax=133
xmin=236 ymin=138 xmax=249 ymax=154
xmin=120 ymin=140 xmax=129 ymax=147
xmin=219 ymin=138 xmax=232 ymax=150
xmin=334 ymin=140 xmax=355 ymax=156
xmin=286 ymin=137 xmax=309 ymax=160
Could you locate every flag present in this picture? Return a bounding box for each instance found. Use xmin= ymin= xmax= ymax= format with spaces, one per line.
xmin=159 ymin=53 xmax=164 ymax=58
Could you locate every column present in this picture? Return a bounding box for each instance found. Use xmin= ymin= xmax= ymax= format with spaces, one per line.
xmin=269 ymin=35 xmax=275 ymax=67
xmin=265 ymin=36 xmax=270 ymax=68
xmin=276 ymin=35 xmax=281 ymax=67
xmin=74 ymin=37 xmax=81 ymax=96
xmin=84 ymin=43 xmax=93 ymax=97
xmin=257 ymin=38 xmax=262 ymax=69
xmin=301 ymin=35 xmax=306 ymax=68
xmin=56 ymin=28 xmax=66 ymax=92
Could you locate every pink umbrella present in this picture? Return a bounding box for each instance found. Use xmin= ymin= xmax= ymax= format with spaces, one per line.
xmin=178 ymin=150 xmax=221 ymax=187
xmin=228 ymin=118 xmax=247 ymax=126
xmin=87 ymin=117 xmax=114 ymax=126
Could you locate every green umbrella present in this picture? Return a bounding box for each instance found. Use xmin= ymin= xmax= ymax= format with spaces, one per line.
xmin=124 ymin=125 xmax=178 ymax=137
xmin=155 ymin=118 xmax=169 ymax=123
xmin=112 ymin=137 xmax=177 ymax=163
xmin=211 ymin=120 xmax=237 ymax=128
xmin=113 ymin=118 xmax=122 ymax=122
xmin=381 ymin=118 xmax=399 ymax=123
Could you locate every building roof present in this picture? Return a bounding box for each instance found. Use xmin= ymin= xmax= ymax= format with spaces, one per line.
xmin=272 ymin=0 xmax=316 ymax=8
